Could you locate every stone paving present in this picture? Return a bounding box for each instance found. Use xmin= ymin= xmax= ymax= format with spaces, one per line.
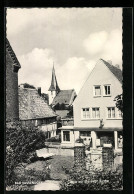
xmin=34 ymin=180 xmax=60 ymax=191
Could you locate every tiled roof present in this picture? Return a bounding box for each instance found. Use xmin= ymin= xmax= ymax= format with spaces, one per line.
xmin=52 ymin=89 xmax=76 ymax=105
xmin=6 ymin=38 xmax=21 ymax=69
xmin=101 ymin=59 xmax=122 ymax=83
xmin=19 ymin=88 xmax=57 ymax=120
xmin=55 ymin=110 xmax=69 ymax=119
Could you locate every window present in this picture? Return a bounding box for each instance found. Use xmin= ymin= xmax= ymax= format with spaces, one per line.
xmin=107 ymin=107 xmax=115 ymax=118
xmin=92 ymin=108 xmax=100 ymax=118
xmin=118 ymin=110 xmax=122 ymax=118
xmin=80 ymin=131 xmax=91 ymax=137
xmin=94 ymin=85 xmax=101 ymax=96
xmin=103 ymin=85 xmax=111 ymax=96
xmin=63 ymin=131 xmax=70 ymax=141
xmin=82 ymin=108 xmax=90 ymax=119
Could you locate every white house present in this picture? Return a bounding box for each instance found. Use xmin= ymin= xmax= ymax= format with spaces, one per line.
xmin=59 ymin=59 xmax=123 ymax=151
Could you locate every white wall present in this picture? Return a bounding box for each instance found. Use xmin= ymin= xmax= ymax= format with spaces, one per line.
xmin=73 ymin=60 xmax=122 ymax=128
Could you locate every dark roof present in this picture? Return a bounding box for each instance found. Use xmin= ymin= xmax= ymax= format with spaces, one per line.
xmin=55 ymin=110 xmax=70 ymax=119
xmin=101 ymin=59 xmax=122 ymax=83
xmin=19 ymin=88 xmax=57 ymax=120
xmin=52 ymin=89 xmax=76 ymax=105
xmin=6 ymin=38 xmax=21 ymax=69
xmin=48 ymin=65 xmax=60 ymax=92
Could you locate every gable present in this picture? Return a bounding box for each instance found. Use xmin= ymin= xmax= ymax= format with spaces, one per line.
xmin=101 ymin=59 xmax=122 ymax=83
xmin=74 ymin=59 xmax=122 ymax=106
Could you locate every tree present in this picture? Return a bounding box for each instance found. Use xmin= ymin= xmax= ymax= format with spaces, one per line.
xmin=6 ymin=122 xmax=46 ymax=186
xmin=114 ymin=94 xmax=123 ymax=113
xmin=67 ymin=105 xmax=73 ymax=118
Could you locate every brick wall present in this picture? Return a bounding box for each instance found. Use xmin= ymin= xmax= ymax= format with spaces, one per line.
xmin=6 ymin=50 xmax=19 ymax=121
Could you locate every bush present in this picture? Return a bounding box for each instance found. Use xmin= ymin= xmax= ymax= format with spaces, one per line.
xmin=6 ymin=122 xmax=46 ymax=186
xmin=60 ymin=165 xmax=123 ymax=191
xmin=45 ymin=135 xmax=61 ymax=142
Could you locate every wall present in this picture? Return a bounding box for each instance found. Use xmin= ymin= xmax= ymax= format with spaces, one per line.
xmin=39 ymin=122 xmax=57 ymax=137
xmin=37 ymin=147 xmax=74 ymax=156
xmin=6 ymin=50 xmax=19 ymax=121
xmin=48 ymin=90 xmax=56 ymax=105
xmin=74 ymin=60 xmax=122 ymax=128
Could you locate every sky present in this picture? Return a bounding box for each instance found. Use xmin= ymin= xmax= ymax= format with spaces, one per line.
xmin=7 ymin=8 xmax=122 ymax=94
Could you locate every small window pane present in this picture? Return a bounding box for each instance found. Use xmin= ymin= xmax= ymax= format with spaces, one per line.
xmin=107 ymin=107 xmax=115 ymax=118
xmin=112 ymin=108 xmax=115 ymax=118
xmin=63 ymin=131 xmax=70 ymax=141
xmin=108 ymin=86 xmax=110 ymax=94
xmin=92 ymin=108 xmax=100 ymax=118
xmin=104 ymin=85 xmax=111 ymax=95
xmin=82 ymin=108 xmax=90 ymax=119
xmin=95 ymin=86 xmax=101 ymax=96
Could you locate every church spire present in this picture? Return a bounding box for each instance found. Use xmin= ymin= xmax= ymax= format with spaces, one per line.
xmin=48 ymin=63 xmax=60 ymax=93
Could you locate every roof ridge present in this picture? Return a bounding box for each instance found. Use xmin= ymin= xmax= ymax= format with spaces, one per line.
xmin=6 ymin=38 xmax=21 ymax=68
xmin=100 ymin=58 xmax=122 ymax=83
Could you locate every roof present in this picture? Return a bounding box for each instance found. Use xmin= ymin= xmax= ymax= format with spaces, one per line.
xmin=101 ymin=59 xmax=122 ymax=83
xmin=55 ymin=110 xmax=69 ymax=118
xmin=6 ymin=38 xmax=21 ymax=69
xmin=52 ymin=89 xmax=76 ymax=105
xmin=48 ymin=65 xmax=60 ymax=92
xmin=59 ymin=126 xmax=122 ymax=131
xmin=19 ymin=88 xmax=57 ymax=120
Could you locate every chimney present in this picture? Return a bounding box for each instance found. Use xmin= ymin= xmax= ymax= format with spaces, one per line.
xmin=37 ymin=87 xmax=41 ymax=96
xmin=107 ymin=60 xmax=112 ymax=65
xmin=19 ymin=84 xmax=24 ymax=88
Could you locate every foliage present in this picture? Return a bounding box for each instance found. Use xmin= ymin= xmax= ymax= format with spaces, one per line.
xmin=75 ymin=137 xmax=84 ymax=143
xmin=60 ymin=164 xmax=123 ymax=191
xmin=114 ymin=94 xmax=123 ymax=113
xmin=46 ymin=135 xmax=61 ymax=142
xmin=6 ymin=122 xmax=46 ymax=186
xmin=53 ymin=103 xmax=65 ymax=110
xmin=53 ymin=103 xmax=73 ymax=111
xmin=67 ymin=105 xmax=73 ymax=118
xmin=6 ymin=161 xmax=50 ymax=191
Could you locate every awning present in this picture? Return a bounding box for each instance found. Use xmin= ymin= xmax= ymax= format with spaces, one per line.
xmin=73 ymin=127 xmax=123 ymax=132
xmin=58 ymin=126 xmax=122 ymax=131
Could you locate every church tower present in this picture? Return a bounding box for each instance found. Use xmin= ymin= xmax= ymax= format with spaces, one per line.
xmin=48 ymin=65 xmax=60 ymax=105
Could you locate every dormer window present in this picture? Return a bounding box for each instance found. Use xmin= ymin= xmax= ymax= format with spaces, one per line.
xmin=93 ymin=85 xmax=101 ymax=96
xmin=103 ymin=85 xmax=111 ymax=96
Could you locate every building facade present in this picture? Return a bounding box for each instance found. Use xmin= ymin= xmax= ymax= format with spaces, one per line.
xmin=19 ymin=85 xmax=57 ymax=138
xmin=48 ymin=65 xmax=76 ymax=118
xmin=6 ymin=39 xmax=21 ymax=122
xmin=60 ymin=59 xmax=123 ymax=151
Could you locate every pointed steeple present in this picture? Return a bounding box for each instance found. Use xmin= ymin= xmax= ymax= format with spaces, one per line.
xmin=48 ymin=63 xmax=60 ymax=93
